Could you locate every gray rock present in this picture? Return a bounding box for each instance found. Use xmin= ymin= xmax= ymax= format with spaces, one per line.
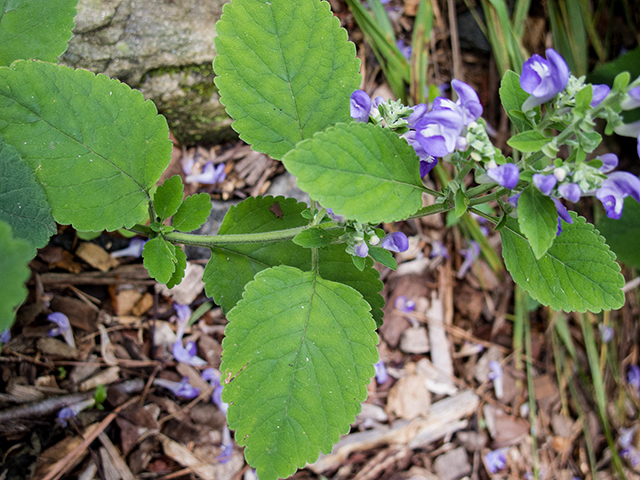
xmin=62 ymin=0 xmax=234 ymax=144
xmin=266 ymin=172 xmax=309 ymax=205
xmin=184 ymin=199 xmax=239 ymax=261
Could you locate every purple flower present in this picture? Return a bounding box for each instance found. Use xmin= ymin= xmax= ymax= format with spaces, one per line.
xmin=508 ymin=192 xmax=520 ymax=207
xmin=394 ymin=295 xmax=416 ymax=313
xmin=620 ymin=426 xmax=640 ymax=466
xmin=110 ymin=237 xmax=146 ymax=258
xmin=558 ymin=183 xmax=581 ymax=203
xmin=172 ymin=340 xmax=208 ymax=367
xmin=533 ymin=174 xmax=557 ymax=195
xmin=402 ymin=130 xmax=438 ymax=172
xmin=381 ymin=232 xmax=409 ymax=252
xmin=182 ymin=156 xmax=195 ymax=175
xmin=457 ymin=240 xmax=480 ymax=278
xmin=415 ymin=109 xmax=464 ymax=157
xmin=174 ymin=303 xmax=191 ymax=340
xmin=596 ymin=171 xmax=640 ymax=219
xmin=429 ymin=240 xmax=449 ymax=259
xmin=599 ymin=324 xmax=614 ymax=343
xmin=202 ymin=367 xmax=221 ymax=386
xmin=408 ymin=104 xmax=428 ymax=127
xmin=590 ymin=84 xmax=610 ymax=107
xmin=396 ymin=38 xmax=412 ymax=60
xmin=598 ymin=153 xmax=619 ymax=173
xmin=451 ymin=79 xmax=483 ymax=125
xmin=374 ymin=359 xmax=389 ymax=384
xmin=0 ymin=328 xmax=10 ymax=344
xmin=420 ymin=157 xmax=438 ymax=176
xmin=354 ymin=241 xmax=369 ymax=258
xmin=621 ymin=86 xmax=640 ymax=110
xmin=486 ymin=164 xmax=519 ymax=189
xmin=48 ymin=312 xmax=75 ymax=349
xmin=628 ymin=365 xmax=640 ymax=392
xmin=488 ymin=360 xmax=504 ymax=399
xmin=57 ymin=398 xmax=95 ymax=427
xmin=154 ymin=377 xmax=200 ymax=400
xmin=520 ymin=48 xmax=570 ymax=110
xmin=326 ymin=208 xmax=346 ymax=223
xmin=218 ymin=426 xmax=234 ymax=464
xmin=552 ymin=197 xmax=573 ymax=235
xmin=350 ymin=90 xmax=372 ymax=123
xmin=484 ymin=447 xmax=508 ymax=474
xmin=202 ymin=368 xmax=229 ymax=414
xmin=186 ymin=162 xmax=226 ymax=185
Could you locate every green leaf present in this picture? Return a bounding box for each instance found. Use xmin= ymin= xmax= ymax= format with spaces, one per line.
xmin=221 ymin=265 xmax=378 ymax=480
xmin=213 ymin=0 xmax=360 ymax=160
xmin=597 ymin=198 xmax=640 ymax=268
xmin=500 ymin=214 xmax=625 ymax=313
xmin=517 ymin=185 xmax=558 ymax=259
xmin=292 ymin=227 xmax=335 ymax=248
xmin=283 ymin=122 xmax=423 ymax=223
xmin=0 ymin=0 xmax=77 ymax=66
xmin=507 ymin=131 xmax=551 ymax=152
xmin=0 ymin=61 xmax=172 ymax=232
xmin=368 ymin=246 xmax=397 ymax=270
xmin=203 ymin=196 xmax=385 ymax=326
xmin=166 ymin=246 xmax=187 ymax=289
xmin=154 ymin=175 xmax=184 ymax=222
xmin=574 ymin=84 xmax=592 ymax=110
xmin=0 ymin=220 xmax=32 ymax=331
xmin=172 ymin=193 xmax=212 ymax=232
xmin=142 ymin=236 xmax=177 ymax=284
xmin=499 ymin=70 xmax=530 ymax=133
xmin=0 ymin=134 xmax=55 ymax=254
xmin=454 ymin=187 xmax=468 ymax=218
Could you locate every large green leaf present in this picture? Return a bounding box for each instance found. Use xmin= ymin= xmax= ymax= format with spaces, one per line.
xmin=517 ymin=185 xmax=558 ymax=259
xmin=0 ymin=220 xmax=32 ymax=331
xmin=0 ymin=61 xmax=171 ymax=232
xmin=221 ymin=265 xmax=378 ymax=480
xmin=501 ymin=214 xmax=625 ymax=313
xmin=283 ymin=122 xmax=424 ymax=223
xmin=0 ymin=135 xmax=55 ymax=254
xmin=213 ymin=0 xmax=360 ymax=160
xmin=0 ymin=0 xmax=77 ymax=66
xmin=203 ymin=196 xmax=384 ymax=325
xmin=597 ymin=198 xmax=640 ymax=268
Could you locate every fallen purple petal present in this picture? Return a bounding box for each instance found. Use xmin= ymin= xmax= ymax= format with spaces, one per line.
xmin=484 ymin=447 xmax=508 ymax=474
xmin=154 ymin=377 xmax=200 ymax=400
xmin=110 ymin=237 xmax=147 ymax=258
xmin=628 ymin=365 xmax=640 ymax=391
xmin=488 ymin=360 xmax=504 ymax=399
xmin=394 ymin=295 xmax=416 ymax=313
xmin=186 ymin=162 xmax=226 ymax=185
xmin=218 ymin=426 xmax=234 ymax=464
xmin=48 ymin=312 xmax=75 ymax=349
xmin=212 ymin=384 xmax=229 ymax=414
xmin=172 ymin=340 xmax=208 ymax=367
xmin=374 ymin=359 xmax=389 ymax=384
xmin=457 ymin=241 xmax=480 ymax=279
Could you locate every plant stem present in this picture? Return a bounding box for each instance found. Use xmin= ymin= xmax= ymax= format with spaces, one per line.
xmin=523 ymin=307 xmax=540 ymax=480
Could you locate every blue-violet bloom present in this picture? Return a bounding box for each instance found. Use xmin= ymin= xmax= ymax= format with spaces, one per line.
xmin=111 ymin=237 xmax=146 ymax=258
xmin=154 ymin=377 xmax=200 ymax=400
xmin=48 ymin=312 xmax=76 ymax=349
xmin=520 ymin=48 xmax=570 ymax=110
xmin=396 ymin=39 xmax=412 ymax=59
xmin=598 ymin=153 xmax=619 ymax=173
xmin=174 ymin=303 xmax=191 ymax=340
xmin=613 ymin=119 xmax=640 ymax=159
xmin=429 ymin=240 xmax=449 ymax=259
xmin=488 ymin=360 xmax=504 ymax=399
xmin=381 ymin=232 xmax=409 ymax=253
xmin=350 ymin=90 xmax=371 ymax=123
xmin=558 ymin=183 xmax=581 ymax=203
xmin=486 ymin=164 xmax=519 ymax=189
xmin=172 ymin=340 xmax=208 ymax=367
xmin=457 ymin=241 xmax=480 ymax=279
xmin=394 ymin=295 xmax=416 ymax=313
xmin=596 ymin=171 xmax=640 ymax=219
xmin=628 ymin=365 xmax=640 ymax=392
xmin=202 ymin=368 xmax=229 ymax=414
xmin=450 ymin=79 xmax=483 ymax=125
xmin=552 ymin=197 xmax=574 ymax=235
xmin=57 ymin=398 xmax=95 ymax=427
xmin=590 ymin=84 xmax=611 ymax=107
xmin=484 ymin=447 xmax=508 ymax=474
xmin=620 ymin=426 xmax=640 ymax=466
xmin=0 ymin=328 xmax=10 ymax=344
xmin=533 ymin=174 xmax=557 ymax=195
xmin=354 ymin=241 xmax=369 ymax=258
xmin=374 ymin=359 xmax=389 ymax=384
xmin=621 ymin=85 xmax=640 ymax=110
xmin=415 ymin=109 xmax=464 ymax=157
xmin=186 ymin=162 xmax=226 ymax=185
xmin=218 ymin=426 xmax=234 ymax=464
xmin=408 ymin=103 xmax=428 ymax=127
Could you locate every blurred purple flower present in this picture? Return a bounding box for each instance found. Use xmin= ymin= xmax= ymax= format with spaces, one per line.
xmin=57 ymin=398 xmax=95 ymax=427
xmin=599 ymin=324 xmax=614 ymax=343
xmin=590 ymin=84 xmax=610 ymax=107
xmin=429 ymin=240 xmax=449 ymax=259
xmin=186 ymin=162 xmax=226 ymax=185
xmin=350 ymin=90 xmax=371 ymax=123
xmin=487 ymin=164 xmax=519 ymax=189
xmin=415 ymin=109 xmax=464 ymax=157
xmin=374 ymin=359 xmax=389 ymax=384
xmin=394 ymin=296 xmax=416 ymax=313
xmin=488 ymin=360 xmax=504 ymax=399
xmin=218 ymin=426 xmax=234 ymax=464
xmin=613 ymin=120 xmax=640 ymax=159
xmin=508 ymin=192 xmax=520 ymax=208
xmin=354 ymin=241 xmax=369 ymax=258
xmin=558 ymin=183 xmax=581 ymax=203
xmin=326 ymin=208 xmax=346 ymax=223
xmin=484 ymin=447 xmax=508 ymax=474
xmin=628 ymin=365 xmax=640 ymax=392
xmin=457 ymin=241 xmax=480 ymax=279
xmin=396 ymin=38 xmax=412 ymax=59
xmin=402 ymin=131 xmax=439 ymax=173
xmin=621 ymin=86 xmax=640 ymax=110
xmin=154 ymin=377 xmax=200 ymax=400
xmin=48 ymin=312 xmax=75 ymax=349
xmin=620 ymin=426 xmax=640 ymax=466
xmin=182 ymin=156 xmax=195 ymax=175
xmin=0 ymin=328 xmax=10 ymax=344
xmin=598 ymin=153 xmax=619 ymax=174
xmin=111 ymin=237 xmax=146 ymax=258
xmin=533 ymin=174 xmax=557 ymax=195
xmin=596 ymin=171 xmax=640 ymax=219
xmin=172 ymin=340 xmax=208 ymax=367
xmin=381 ymin=232 xmax=409 ymax=253
xmin=202 ymin=368 xmax=229 ymax=414
xmin=520 ymin=48 xmax=570 ymax=110
xmin=174 ymin=303 xmax=191 ymax=340
xmin=451 ymin=79 xmax=483 ymax=125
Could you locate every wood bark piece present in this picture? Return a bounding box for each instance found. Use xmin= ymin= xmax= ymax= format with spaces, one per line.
xmin=155 ymin=262 xmax=205 ymax=305
xmin=98 ymin=432 xmax=136 ymax=480
xmin=308 ymin=389 xmax=479 ymax=473
xmin=386 ymin=374 xmax=431 ymax=419
xmin=158 ymin=433 xmax=217 ymax=480
xmin=433 ymin=446 xmax=472 ymax=480
xmin=39 ymin=264 xmax=153 ymax=286
xmin=75 ymin=242 xmax=119 ymax=272
xmin=425 ymin=291 xmax=455 ymax=388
